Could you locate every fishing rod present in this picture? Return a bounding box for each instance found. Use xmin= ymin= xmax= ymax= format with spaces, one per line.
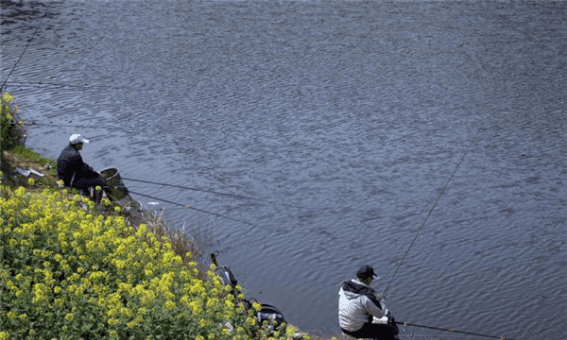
xmin=0 ymin=1 xmax=54 ymax=93
xmin=127 ymin=189 xmax=262 ymax=229
xmin=27 ymin=121 xmax=94 ymax=128
xmin=122 ymin=177 xmax=313 ymax=210
xmin=395 ymin=320 xmax=516 ymax=340
xmin=382 ymin=129 xmax=479 ymax=296
xmin=3 ymin=81 xmax=124 ymax=91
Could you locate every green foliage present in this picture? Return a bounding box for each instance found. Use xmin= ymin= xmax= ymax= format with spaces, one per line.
xmin=1 ymin=92 xmax=24 ymax=151
xmin=1 ymin=92 xmax=26 ymax=170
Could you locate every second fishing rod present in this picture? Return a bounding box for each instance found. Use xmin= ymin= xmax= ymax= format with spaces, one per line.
xmin=121 ymin=176 xmax=320 ymax=211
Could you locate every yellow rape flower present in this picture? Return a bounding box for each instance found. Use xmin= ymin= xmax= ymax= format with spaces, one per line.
xmin=225 ymin=299 xmax=235 ymax=309
xmin=15 ymin=186 xmax=25 ymax=196
xmin=188 ymin=301 xmax=203 ymax=314
xmin=286 ymin=326 xmax=299 ymax=337
xmin=246 ymin=316 xmax=257 ymax=326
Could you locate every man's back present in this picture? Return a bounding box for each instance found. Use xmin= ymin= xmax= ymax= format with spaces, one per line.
xmin=339 ymin=279 xmax=386 ymax=332
xmin=57 ymin=144 xmax=85 ymax=186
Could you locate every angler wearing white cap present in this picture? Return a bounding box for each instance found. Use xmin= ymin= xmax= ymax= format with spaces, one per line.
xmin=338 ymin=264 xmax=400 ymax=339
xmin=56 ymin=134 xmax=105 ymax=203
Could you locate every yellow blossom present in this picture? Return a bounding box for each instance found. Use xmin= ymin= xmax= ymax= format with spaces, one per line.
xmin=246 ymin=316 xmax=257 ymax=326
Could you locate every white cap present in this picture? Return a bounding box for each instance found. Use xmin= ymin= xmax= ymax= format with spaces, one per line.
xmin=69 ymin=134 xmax=90 ymax=144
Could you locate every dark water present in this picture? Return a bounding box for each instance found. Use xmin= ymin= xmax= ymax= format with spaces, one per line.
xmin=2 ymin=1 xmax=566 ymax=338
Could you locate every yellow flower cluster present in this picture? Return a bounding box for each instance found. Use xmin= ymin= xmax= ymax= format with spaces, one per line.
xmin=1 ymin=185 xmax=300 ymax=339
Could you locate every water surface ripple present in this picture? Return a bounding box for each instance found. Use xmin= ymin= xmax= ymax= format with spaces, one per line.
xmin=1 ymin=1 xmax=566 ymax=338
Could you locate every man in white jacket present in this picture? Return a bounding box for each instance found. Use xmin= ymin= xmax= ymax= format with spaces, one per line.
xmin=338 ymin=265 xmax=399 ymax=339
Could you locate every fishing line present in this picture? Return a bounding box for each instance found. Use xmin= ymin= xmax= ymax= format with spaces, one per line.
xmin=382 ymin=129 xmax=480 ymax=296
xmin=395 ymin=320 xmax=516 ymax=340
xmin=122 ymin=177 xmax=314 ymax=210
xmin=127 ymin=189 xmax=262 ymax=229
xmin=4 ymin=81 xmax=96 ymax=90
xmin=3 ymin=81 xmax=121 ymax=90
xmin=27 ymin=121 xmax=94 ymax=129
xmin=0 ymin=1 xmax=54 ymax=93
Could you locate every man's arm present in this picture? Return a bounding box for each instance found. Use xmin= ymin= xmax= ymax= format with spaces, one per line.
xmin=363 ymin=296 xmax=388 ymax=319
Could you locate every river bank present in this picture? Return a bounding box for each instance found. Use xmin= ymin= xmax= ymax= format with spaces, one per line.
xmin=1 ymin=141 xmax=321 ymax=339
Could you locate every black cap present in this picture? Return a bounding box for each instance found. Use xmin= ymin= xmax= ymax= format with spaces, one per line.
xmin=356 ymin=265 xmax=378 ymax=280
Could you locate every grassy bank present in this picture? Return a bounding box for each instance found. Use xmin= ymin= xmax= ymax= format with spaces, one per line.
xmin=1 ymin=150 xmax=313 ymax=340
xmin=1 ymin=93 xmax=315 ymax=340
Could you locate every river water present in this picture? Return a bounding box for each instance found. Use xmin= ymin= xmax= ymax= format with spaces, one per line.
xmin=2 ymin=0 xmax=566 ymax=338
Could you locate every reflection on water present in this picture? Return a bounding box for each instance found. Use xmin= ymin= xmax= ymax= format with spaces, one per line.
xmin=2 ymin=0 xmax=566 ymax=338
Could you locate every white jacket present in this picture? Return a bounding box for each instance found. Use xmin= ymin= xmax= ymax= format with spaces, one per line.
xmin=338 ymin=279 xmax=388 ymax=332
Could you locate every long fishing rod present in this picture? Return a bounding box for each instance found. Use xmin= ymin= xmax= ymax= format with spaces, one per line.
xmin=395 ymin=320 xmax=516 ymax=340
xmin=27 ymin=121 xmax=94 ymax=128
xmin=122 ymin=177 xmax=312 ymax=210
xmin=127 ymin=189 xmax=262 ymax=229
xmin=382 ymin=129 xmax=480 ymax=296
xmin=0 ymin=1 xmax=54 ymax=93
xmin=3 ymin=81 xmax=93 ymax=90
xmin=2 ymin=81 xmax=111 ymax=90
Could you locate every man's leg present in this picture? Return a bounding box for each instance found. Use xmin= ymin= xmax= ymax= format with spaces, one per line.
xmin=347 ymin=322 xmax=399 ymax=340
xmin=73 ymin=177 xmax=105 ymax=204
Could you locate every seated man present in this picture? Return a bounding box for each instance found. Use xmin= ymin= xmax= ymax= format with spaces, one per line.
xmin=57 ymin=134 xmax=104 ymax=204
xmin=338 ymin=265 xmax=399 ymax=339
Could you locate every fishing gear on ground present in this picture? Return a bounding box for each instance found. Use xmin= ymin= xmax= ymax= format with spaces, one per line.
xmin=210 ymin=252 xmax=289 ymax=334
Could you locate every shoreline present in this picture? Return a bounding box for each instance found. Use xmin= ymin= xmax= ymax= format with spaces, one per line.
xmin=1 ymin=144 xmax=324 ymax=339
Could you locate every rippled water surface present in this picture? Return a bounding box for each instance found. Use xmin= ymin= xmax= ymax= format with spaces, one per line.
xmin=2 ymin=0 xmax=566 ymax=338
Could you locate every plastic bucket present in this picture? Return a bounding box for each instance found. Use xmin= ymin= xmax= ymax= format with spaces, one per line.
xmin=100 ymin=167 xmax=129 ymax=201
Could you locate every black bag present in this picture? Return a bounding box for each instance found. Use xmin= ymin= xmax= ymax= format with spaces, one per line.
xmin=216 ymin=265 xmax=238 ymax=288
xmin=210 ymin=253 xmax=287 ymax=332
xmin=255 ymin=301 xmax=287 ymax=331
xmin=211 ymin=253 xmax=238 ymax=289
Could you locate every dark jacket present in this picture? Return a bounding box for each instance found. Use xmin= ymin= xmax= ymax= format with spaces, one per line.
xmin=56 ymin=144 xmax=98 ymax=187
